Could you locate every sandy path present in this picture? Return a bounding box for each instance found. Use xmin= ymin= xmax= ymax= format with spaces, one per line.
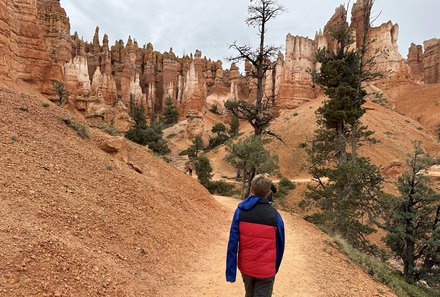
xmin=160 ymin=196 xmax=395 ymax=297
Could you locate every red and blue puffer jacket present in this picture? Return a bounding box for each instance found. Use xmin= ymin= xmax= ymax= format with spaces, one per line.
xmin=226 ymin=195 xmax=285 ymax=282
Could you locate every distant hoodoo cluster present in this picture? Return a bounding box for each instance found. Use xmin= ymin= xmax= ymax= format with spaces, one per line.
xmin=0 ymin=0 xmax=438 ymax=130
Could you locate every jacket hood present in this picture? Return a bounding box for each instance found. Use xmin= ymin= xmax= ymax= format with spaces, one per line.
xmin=238 ymin=195 xmax=262 ymax=210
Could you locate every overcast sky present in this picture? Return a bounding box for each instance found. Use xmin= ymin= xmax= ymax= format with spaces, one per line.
xmin=61 ymin=0 xmax=439 ymax=68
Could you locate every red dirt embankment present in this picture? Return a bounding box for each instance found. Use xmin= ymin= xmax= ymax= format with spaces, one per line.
xmin=0 ymin=82 xmax=227 ymax=296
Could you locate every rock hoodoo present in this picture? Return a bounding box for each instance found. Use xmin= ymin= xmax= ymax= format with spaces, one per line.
xmin=0 ymin=0 xmax=438 ymax=126
xmin=407 ymin=39 xmax=440 ymax=84
xmin=423 ymin=38 xmax=440 ymax=84
xmin=407 ymin=43 xmax=425 ymax=83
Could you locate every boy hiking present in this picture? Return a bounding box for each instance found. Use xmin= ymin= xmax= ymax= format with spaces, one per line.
xmin=226 ymin=174 xmax=285 ymax=297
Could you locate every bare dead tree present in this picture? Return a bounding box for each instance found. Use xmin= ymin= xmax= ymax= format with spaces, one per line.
xmin=226 ymin=0 xmax=286 ymax=198
xmin=228 ymin=0 xmax=285 ymax=116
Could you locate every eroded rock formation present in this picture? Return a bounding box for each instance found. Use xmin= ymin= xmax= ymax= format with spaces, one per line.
xmin=408 ymin=43 xmax=424 ymax=83
xmin=37 ymin=0 xmax=71 ymax=64
xmin=366 ymin=22 xmax=411 ymax=82
xmin=275 ymin=35 xmax=317 ymax=108
xmin=407 ymin=39 xmax=440 ymax=84
xmin=0 ymin=0 xmax=54 ymax=84
xmin=1 ymin=0 xmax=438 ymax=126
xmin=423 ymin=39 xmax=440 ymax=84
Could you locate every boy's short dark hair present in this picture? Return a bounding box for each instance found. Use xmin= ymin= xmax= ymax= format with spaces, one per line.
xmin=251 ymin=174 xmax=272 ymax=197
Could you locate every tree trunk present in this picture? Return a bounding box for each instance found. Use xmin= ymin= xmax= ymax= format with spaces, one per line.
xmin=245 ymin=167 xmax=256 ymax=198
xmin=337 ymin=122 xmax=347 ymax=164
xmin=351 ymin=122 xmax=358 ymax=163
xmin=255 ymin=9 xmax=265 ymax=113
xmin=403 ymin=190 xmax=416 ymax=281
xmin=403 ymin=238 xmax=416 ymax=281
xmin=241 ymin=171 xmax=247 ymax=200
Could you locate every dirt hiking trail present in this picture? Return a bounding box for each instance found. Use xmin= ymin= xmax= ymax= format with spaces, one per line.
xmin=160 ymin=196 xmax=395 ymax=297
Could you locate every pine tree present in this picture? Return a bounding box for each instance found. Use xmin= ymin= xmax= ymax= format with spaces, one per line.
xmin=52 ymin=81 xmax=69 ymax=106
xmin=187 ymin=135 xmax=205 ymax=160
xmin=383 ymin=143 xmax=440 ymax=285
xmin=305 ymin=1 xmax=384 ymax=247
xmin=209 ymin=123 xmax=229 ymax=148
xmin=125 ymin=104 xmax=170 ymax=155
xmin=212 ymin=123 xmax=227 ymax=137
xmin=162 ymin=97 xmax=179 ymax=126
xmin=229 ymin=115 xmax=240 ymax=137
xmin=194 ymin=156 xmax=213 ymax=187
xmin=226 ymin=136 xmax=278 ymax=198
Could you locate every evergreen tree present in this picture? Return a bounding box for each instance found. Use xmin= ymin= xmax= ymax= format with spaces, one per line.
xmin=383 ymin=143 xmax=440 ymax=285
xmin=209 ymin=123 xmax=229 ymax=148
xmin=305 ymin=1 xmax=384 ymax=247
xmin=212 ymin=123 xmax=227 ymax=137
xmin=162 ymin=97 xmax=179 ymax=126
xmin=52 ymin=81 xmax=69 ymax=106
xmin=125 ymin=104 xmax=170 ymax=155
xmin=187 ymin=135 xmax=205 ymax=160
xmin=226 ymin=136 xmax=278 ymax=198
xmin=229 ymin=115 xmax=240 ymax=137
xmin=194 ymin=155 xmax=213 ymax=187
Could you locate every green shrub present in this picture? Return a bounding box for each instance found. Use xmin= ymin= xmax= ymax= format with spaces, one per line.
xmin=179 ymin=149 xmax=189 ymax=156
xmin=162 ymin=97 xmax=179 ymax=126
xmin=208 ymin=134 xmax=229 ymax=149
xmin=100 ymin=125 xmax=119 ymax=136
xmin=186 ymin=136 xmax=205 ymax=160
xmin=279 ymin=177 xmax=296 ymax=190
xmin=207 ymin=180 xmax=235 ymax=196
xmin=125 ymin=104 xmax=170 ymax=155
xmin=194 ymin=156 xmax=213 ymax=187
xmin=209 ymin=104 xmax=219 ymax=114
xmin=42 ymin=102 xmax=50 ymax=108
xmin=63 ymin=118 xmax=89 ymax=139
xmin=167 ymin=133 xmax=177 ymax=139
xmin=273 ymin=177 xmax=296 ymax=208
xmin=229 ymin=115 xmax=239 ymax=137
xmin=53 ymin=81 xmax=69 ymax=105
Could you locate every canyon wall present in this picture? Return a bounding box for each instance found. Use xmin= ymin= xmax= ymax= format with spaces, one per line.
xmin=0 ymin=0 xmax=54 ymax=84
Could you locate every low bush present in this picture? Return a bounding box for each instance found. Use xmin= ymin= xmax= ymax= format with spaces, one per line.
xmin=63 ymin=118 xmax=89 ymax=139
xmin=273 ymin=177 xmax=296 ymax=208
xmin=209 ymin=104 xmax=220 ymax=114
xmin=208 ymin=134 xmax=229 ymax=149
xmin=207 ymin=180 xmax=235 ymax=196
xmin=100 ymin=125 xmax=119 ymax=136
